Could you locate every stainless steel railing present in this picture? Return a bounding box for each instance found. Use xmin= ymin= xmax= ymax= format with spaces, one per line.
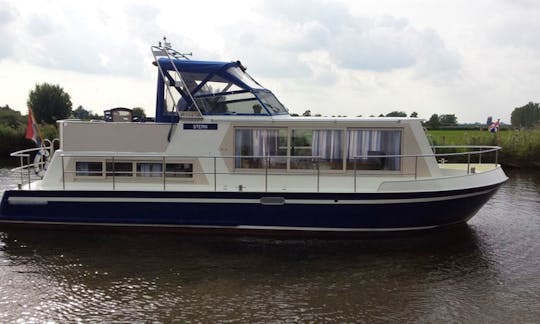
xmin=10 ymin=139 xmax=59 ymax=189
xmin=11 ymin=145 xmax=502 ymax=192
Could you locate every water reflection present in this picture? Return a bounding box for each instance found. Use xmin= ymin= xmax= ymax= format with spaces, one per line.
xmin=1 ymin=170 xmax=540 ymax=322
xmin=0 ymin=225 xmax=496 ymax=322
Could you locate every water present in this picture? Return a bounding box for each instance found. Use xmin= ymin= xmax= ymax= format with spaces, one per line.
xmin=0 ymin=169 xmax=539 ymax=322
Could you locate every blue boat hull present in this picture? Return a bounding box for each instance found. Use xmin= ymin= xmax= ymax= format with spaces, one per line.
xmin=0 ymin=184 xmax=501 ymax=232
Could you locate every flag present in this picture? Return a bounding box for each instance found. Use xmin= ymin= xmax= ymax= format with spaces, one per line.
xmin=488 ymin=119 xmax=500 ymax=133
xmin=25 ymin=107 xmax=42 ymax=146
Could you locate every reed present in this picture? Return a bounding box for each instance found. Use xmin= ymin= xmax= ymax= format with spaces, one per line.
xmin=428 ymin=129 xmax=540 ymax=168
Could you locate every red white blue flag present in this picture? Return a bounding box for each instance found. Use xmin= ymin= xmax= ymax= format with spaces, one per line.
xmin=25 ymin=107 xmax=41 ymax=146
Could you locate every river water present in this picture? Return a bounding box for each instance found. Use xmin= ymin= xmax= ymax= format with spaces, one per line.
xmin=0 ymin=169 xmax=539 ymax=322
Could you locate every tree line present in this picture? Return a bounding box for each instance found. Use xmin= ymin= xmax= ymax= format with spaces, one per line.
xmin=511 ymin=102 xmax=540 ymax=128
xmin=2 ymin=81 xmax=540 ymax=159
xmin=0 ymin=82 xmax=146 ymax=158
xmin=296 ymin=109 xmax=459 ymax=129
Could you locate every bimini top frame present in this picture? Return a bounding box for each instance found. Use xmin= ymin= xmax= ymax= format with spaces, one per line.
xmin=151 ymin=39 xmax=289 ymax=123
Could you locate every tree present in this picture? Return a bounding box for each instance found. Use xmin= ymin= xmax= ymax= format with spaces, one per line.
xmin=385 ymin=111 xmax=407 ymax=117
xmin=410 ymin=111 xmax=418 ymax=118
xmin=439 ymin=114 xmax=458 ymax=126
xmin=27 ymin=83 xmax=72 ymax=124
xmin=132 ymin=107 xmax=146 ymax=119
xmin=0 ymin=105 xmax=25 ymax=129
xmin=425 ymin=114 xmax=441 ymax=129
xmin=511 ymin=102 xmax=540 ymax=128
xmin=72 ymin=105 xmax=92 ymax=120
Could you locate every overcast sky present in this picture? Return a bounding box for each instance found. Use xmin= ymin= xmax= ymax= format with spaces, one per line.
xmin=1 ymin=0 xmax=539 ymax=123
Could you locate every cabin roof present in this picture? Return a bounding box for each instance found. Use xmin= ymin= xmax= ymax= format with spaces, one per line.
xmin=156 ymin=58 xmax=240 ymax=74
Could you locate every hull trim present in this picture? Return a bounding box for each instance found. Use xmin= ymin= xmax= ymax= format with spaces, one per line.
xmin=7 ymin=188 xmax=496 ymax=205
xmin=0 ymin=219 xmax=440 ymax=232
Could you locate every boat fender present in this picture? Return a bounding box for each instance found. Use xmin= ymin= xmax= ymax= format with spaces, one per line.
xmin=33 ymin=148 xmax=50 ymax=177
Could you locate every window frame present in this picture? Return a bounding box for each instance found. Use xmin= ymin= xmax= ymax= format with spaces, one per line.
xmin=345 ymin=128 xmax=403 ymax=172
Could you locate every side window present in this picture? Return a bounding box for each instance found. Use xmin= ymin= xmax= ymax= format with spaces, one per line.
xmin=347 ymin=129 xmax=402 ymax=170
xmin=166 ymin=163 xmax=193 ymax=178
xmin=234 ymin=128 xmax=287 ymax=169
xmin=106 ymin=162 xmax=133 ymax=177
xmin=291 ymin=129 xmax=343 ymax=170
xmin=75 ymin=162 xmax=103 ymax=176
xmin=137 ymin=162 xmax=163 ymax=177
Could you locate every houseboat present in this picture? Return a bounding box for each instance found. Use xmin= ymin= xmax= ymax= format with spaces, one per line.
xmin=0 ymin=40 xmax=508 ymax=233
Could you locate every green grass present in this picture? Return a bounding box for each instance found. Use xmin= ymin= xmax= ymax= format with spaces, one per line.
xmin=428 ymin=129 xmax=500 ymax=146
xmin=428 ymin=129 xmax=540 ymax=168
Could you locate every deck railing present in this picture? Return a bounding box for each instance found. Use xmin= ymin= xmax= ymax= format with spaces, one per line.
xmin=10 ymin=139 xmax=59 ymax=189
xmin=11 ymin=145 xmax=502 ymax=192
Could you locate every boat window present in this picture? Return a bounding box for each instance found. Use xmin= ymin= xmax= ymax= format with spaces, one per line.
xmin=182 ymin=72 xmax=243 ymax=95
xmin=136 ymin=162 xmax=163 ymax=177
xmin=106 ymin=162 xmax=133 ymax=177
xmin=291 ymin=129 xmax=343 ymax=170
xmin=235 ymin=128 xmax=287 ymax=169
xmin=165 ymin=163 xmax=193 ymax=178
xmin=196 ymin=92 xmax=269 ymax=115
xmin=75 ymin=162 xmax=103 ymax=176
xmin=226 ymin=67 xmax=264 ymax=89
xmin=347 ymin=129 xmax=402 ymax=170
xmin=256 ymin=92 xmax=288 ymax=114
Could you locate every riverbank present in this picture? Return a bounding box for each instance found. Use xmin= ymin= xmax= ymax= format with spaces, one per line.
xmin=428 ymin=129 xmax=540 ymax=169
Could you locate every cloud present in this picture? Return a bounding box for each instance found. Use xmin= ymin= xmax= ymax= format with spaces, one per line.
xmin=0 ymin=0 xmax=17 ymax=59
xmin=0 ymin=3 xmax=157 ymax=77
xmin=219 ymin=0 xmax=460 ymax=83
xmin=490 ymin=16 xmax=540 ymax=51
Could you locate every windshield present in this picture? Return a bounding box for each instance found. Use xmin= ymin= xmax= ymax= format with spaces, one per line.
xmin=226 ymin=67 xmax=264 ymax=89
xmin=194 ymin=92 xmax=269 ymax=115
xmin=257 ymin=92 xmax=288 ymax=114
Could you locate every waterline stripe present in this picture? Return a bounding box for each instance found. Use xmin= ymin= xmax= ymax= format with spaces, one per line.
xmin=0 ymin=219 xmax=439 ymax=232
xmin=7 ymin=188 xmax=494 ymax=205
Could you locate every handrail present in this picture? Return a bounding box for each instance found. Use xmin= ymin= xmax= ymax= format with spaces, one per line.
xmin=10 ymin=140 xmax=57 ymax=189
xmin=12 ymin=145 xmax=502 ymax=192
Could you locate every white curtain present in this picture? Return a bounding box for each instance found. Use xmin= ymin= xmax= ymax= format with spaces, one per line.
xmin=235 ymin=129 xmax=280 ymax=167
xmin=348 ymin=130 xmax=382 ymax=159
xmin=348 ymin=130 xmax=401 ymax=169
xmin=252 ymin=129 xmax=279 ymax=157
xmin=312 ymin=130 xmax=342 ymax=160
xmin=139 ymin=163 xmax=162 ymax=177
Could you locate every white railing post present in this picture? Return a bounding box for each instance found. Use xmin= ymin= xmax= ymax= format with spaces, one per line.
xmin=265 ymin=156 xmax=269 ymax=192
xmin=162 ymin=156 xmax=166 ymax=191
xmin=112 ymin=156 xmax=116 ymax=190
xmin=27 ymin=155 xmax=31 ymax=190
xmin=354 ymin=158 xmax=357 ymax=192
xmin=19 ymin=156 xmax=24 ymax=189
xmin=214 ymin=157 xmax=217 ymax=192
xmin=415 ymin=156 xmax=418 ymax=180
xmin=61 ymin=155 xmax=65 ymax=190
xmin=316 ymin=160 xmax=320 ymax=192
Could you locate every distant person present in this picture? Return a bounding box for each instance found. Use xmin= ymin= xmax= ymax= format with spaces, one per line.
xmin=252 ymin=104 xmax=263 ymax=114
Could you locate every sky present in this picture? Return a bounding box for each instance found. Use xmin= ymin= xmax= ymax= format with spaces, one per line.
xmin=1 ymin=0 xmax=539 ymax=123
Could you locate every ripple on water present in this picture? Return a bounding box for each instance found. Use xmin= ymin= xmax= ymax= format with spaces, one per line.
xmin=0 ymin=170 xmax=539 ymax=322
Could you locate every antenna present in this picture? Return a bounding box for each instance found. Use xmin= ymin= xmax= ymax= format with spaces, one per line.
xmin=150 ymin=37 xmax=203 ymax=120
xmin=158 ymin=36 xmax=192 ymax=60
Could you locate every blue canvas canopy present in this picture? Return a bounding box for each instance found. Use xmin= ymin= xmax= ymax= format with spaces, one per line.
xmin=154 ymin=57 xmax=288 ymax=121
xmin=157 ymin=58 xmax=238 ymax=74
